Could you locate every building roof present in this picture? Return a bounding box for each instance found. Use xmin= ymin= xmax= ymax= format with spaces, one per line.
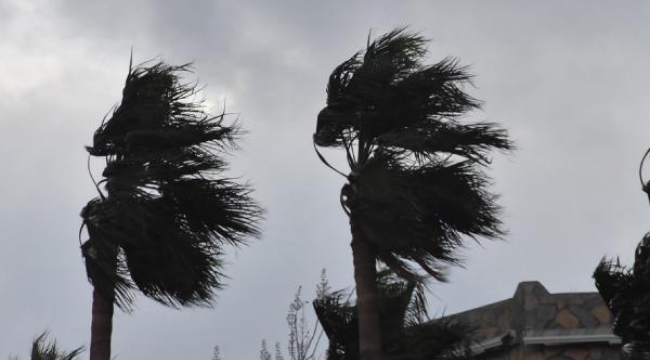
xmin=446 ymin=281 xmax=620 ymax=354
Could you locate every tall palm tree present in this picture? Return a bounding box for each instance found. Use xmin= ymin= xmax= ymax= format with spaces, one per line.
xmin=80 ymin=60 xmax=261 ymax=360
xmin=313 ymin=28 xmax=512 ymax=360
xmin=314 ymin=270 xmax=474 ymax=360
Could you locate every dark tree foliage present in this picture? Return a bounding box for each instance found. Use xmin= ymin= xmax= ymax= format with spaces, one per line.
xmin=594 ymin=234 xmax=650 ymax=359
xmin=10 ymin=332 xmax=84 ymax=360
xmin=80 ymin=61 xmax=262 ymax=310
xmin=314 ymin=28 xmax=513 ymax=282
xmin=314 ymin=271 xmax=474 ymax=360
xmin=593 ymin=150 xmax=650 ymax=360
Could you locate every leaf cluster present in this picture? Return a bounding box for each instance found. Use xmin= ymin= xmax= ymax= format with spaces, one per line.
xmin=9 ymin=332 xmax=83 ymax=360
xmin=595 ymin=233 xmax=650 ymax=358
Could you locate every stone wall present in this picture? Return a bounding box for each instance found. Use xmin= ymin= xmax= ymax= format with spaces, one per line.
xmin=524 ymin=344 xmax=620 ymax=360
xmin=443 ymin=281 xmax=620 ymax=360
xmin=448 ymin=281 xmax=613 ymax=341
xmin=478 ymin=345 xmax=620 ymax=360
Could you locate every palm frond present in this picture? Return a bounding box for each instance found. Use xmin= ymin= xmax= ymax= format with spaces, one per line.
xmin=594 ymin=257 xmax=631 ymax=307
xmin=400 ymin=320 xmax=473 ymax=360
xmin=594 ymin=233 xmax=650 ymax=348
xmin=351 ymin=155 xmax=503 ymax=281
xmin=28 ymin=332 xmax=83 ymax=360
xmin=377 ymin=121 xmax=511 ymax=165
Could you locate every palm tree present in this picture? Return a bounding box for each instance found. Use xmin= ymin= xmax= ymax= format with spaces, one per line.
xmin=594 ymin=147 xmax=650 ymax=360
xmin=9 ymin=332 xmax=83 ymax=360
xmin=80 ymin=60 xmax=261 ymax=360
xmin=314 ymin=270 xmax=474 ymax=360
xmin=313 ymin=28 xmax=512 ymax=360
xmin=594 ymin=233 xmax=650 ymax=359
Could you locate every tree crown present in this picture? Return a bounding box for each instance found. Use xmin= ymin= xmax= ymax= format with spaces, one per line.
xmin=314 ymin=29 xmax=513 ymax=282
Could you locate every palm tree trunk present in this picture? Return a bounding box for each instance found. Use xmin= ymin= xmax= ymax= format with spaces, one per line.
xmin=89 ymin=286 xmax=114 ymax=360
xmin=350 ymin=218 xmax=382 ymax=360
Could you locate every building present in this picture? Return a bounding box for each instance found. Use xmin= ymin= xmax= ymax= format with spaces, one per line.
xmin=447 ymin=281 xmax=621 ymax=360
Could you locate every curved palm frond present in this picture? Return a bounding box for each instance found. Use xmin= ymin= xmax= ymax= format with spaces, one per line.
xmin=314 ymin=270 xmax=474 ymax=360
xmin=23 ymin=332 xmax=83 ymax=360
xmin=594 ymin=233 xmax=650 ymax=357
xmin=314 ymin=28 xmax=512 ymax=281
xmin=352 ymin=154 xmax=503 ymax=282
xmin=81 ymin=61 xmax=262 ymax=310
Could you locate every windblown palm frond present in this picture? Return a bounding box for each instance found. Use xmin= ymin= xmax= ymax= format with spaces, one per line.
xmin=314 ymin=28 xmax=512 ymax=282
xmin=314 ymin=270 xmax=474 ymax=360
xmin=18 ymin=333 xmax=83 ymax=360
xmin=594 ymin=233 xmax=650 ymax=358
xmin=81 ymin=61 xmax=262 ymax=310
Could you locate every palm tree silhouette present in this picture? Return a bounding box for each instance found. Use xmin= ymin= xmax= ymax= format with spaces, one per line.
xmin=594 ymin=232 xmax=650 ymax=359
xmin=9 ymin=332 xmax=83 ymax=360
xmin=313 ymin=28 xmax=512 ymax=360
xmin=80 ymin=60 xmax=261 ymax=360
xmin=314 ymin=270 xmax=474 ymax=360
xmin=29 ymin=333 xmax=83 ymax=360
xmin=594 ymin=147 xmax=650 ymax=360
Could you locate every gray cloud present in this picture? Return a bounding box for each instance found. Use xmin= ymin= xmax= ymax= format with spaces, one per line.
xmin=2 ymin=1 xmax=650 ymax=359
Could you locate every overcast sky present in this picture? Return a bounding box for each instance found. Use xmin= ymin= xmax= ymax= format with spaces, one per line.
xmin=2 ymin=1 xmax=650 ymax=359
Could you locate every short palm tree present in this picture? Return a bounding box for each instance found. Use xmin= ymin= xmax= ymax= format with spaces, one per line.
xmin=9 ymin=332 xmax=83 ymax=360
xmin=314 ymin=270 xmax=474 ymax=360
xmin=313 ymin=28 xmax=512 ymax=360
xmin=594 ymin=148 xmax=650 ymax=360
xmin=594 ymin=234 xmax=650 ymax=359
xmin=80 ymin=60 xmax=261 ymax=360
